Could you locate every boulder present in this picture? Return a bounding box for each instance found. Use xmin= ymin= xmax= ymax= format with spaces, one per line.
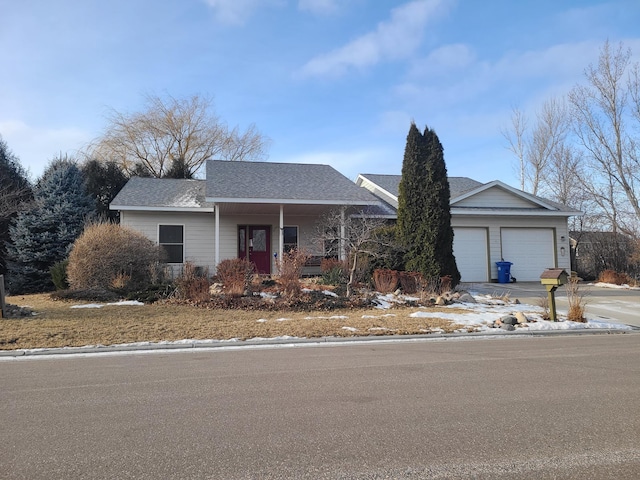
xmin=435 ymin=296 xmax=447 ymax=306
xmin=457 ymin=293 xmax=476 ymax=303
xmin=500 ymin=315 xmax=518 ymax=325
xmin=500 ymin=323 xmax=515 ymax=331
xmin=515 ymin=312 xmax=528 ymax=324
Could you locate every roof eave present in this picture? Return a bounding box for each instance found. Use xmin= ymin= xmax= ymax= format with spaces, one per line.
xmin=110 ymin=205 xmax=215 ymax=213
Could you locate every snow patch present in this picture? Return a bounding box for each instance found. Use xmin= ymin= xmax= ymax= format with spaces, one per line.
xmin=71 ymin=301 xmax=144 ymax=309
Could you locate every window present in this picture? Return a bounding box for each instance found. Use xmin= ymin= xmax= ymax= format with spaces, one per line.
xmin=159 ymin=225 xmax=184 ymax=263
xmin=283 ymin=226 xmax=298 ymax=252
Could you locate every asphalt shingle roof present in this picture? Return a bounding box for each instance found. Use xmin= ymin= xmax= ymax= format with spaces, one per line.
xmin=110 ymin=177 xmax=209 ymax=209
xmin=206 ymin=160 xmax=377 ymax=204
xmin=358 ymin=174 xmax=483 ymax=199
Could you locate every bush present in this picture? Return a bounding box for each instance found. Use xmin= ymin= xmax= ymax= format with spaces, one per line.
xmin=175 ymin=262 xmax=210 ymax=302
xmin=216 ymin=258 xmax=255 ymax=297
xmin=50 ymin=260 xmax=69 ymax=290
xmin=398 ymin=271 xmax=421 ymax=294
xmin=373 ymin=269 xmax=399 ymax=293
xmin=66 ymin=222 xmax=165 ymax=291
xmin=276 ymin=249 xmax=310 ymax=299
xmin=597 ymin=269 xmax=633 ymax=286
xmin=320 ymin=257 xmax=348 ymax=286
xmin=565 ymin=277 xmax=586 ymax=322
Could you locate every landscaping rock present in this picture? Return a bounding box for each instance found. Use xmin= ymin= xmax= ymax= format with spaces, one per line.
xmin=500 ymin=315 xmax=518 ymax=325
xmin=500 ymin=323 xmax=515 ymax=331
xmin=515 ymin=312 xmax=528 ymax=324
xmin=435 ymin=296 xmax=446 ymax=306
xmin=457 ymin=293 xmax=476 ymax=303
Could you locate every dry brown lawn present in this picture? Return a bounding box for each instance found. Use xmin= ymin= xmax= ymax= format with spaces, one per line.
xmin=1 ymin=294 xmax=470 ymax=350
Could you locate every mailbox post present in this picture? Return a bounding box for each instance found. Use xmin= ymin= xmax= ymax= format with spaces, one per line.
xmin=540 ymin=268 xmax=569 ymax=321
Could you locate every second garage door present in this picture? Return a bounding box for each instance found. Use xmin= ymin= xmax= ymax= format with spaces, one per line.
xmin=501 ymin=228 xmax=555 ymax=281
xmin=453 ymin=228 xmax=489 ymax=282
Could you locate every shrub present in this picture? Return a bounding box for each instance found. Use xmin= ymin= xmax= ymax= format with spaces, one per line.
xmin=67 ymin=222 xmax=165 ymax=291
xmin=565 ymin=277 xmax=586 ymax=322
xmin=398 ymin=271 xmax=421 ymax=294
xmin=320 ymin=257 xmax=348 ymax=286
xmin=50 ymin=260 xmax=69 ymax=290
xmin=277 ymin=249 xmax=310 ymax=299
xmin=175 ymin=262 xmax=210 ymax=302
xmin=373 ymin=269 xmax=398 ymax=293
xmin=597 ymin=269 xmax=632 ymax=286
xmin=216 ymin=258 xmax=255 ymax=297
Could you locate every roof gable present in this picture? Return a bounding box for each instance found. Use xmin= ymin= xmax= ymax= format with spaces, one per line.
xmin=451 ymin=181 xmax=560 ymax=210
xmin=206 ymin=160 xmax=378 ymax=205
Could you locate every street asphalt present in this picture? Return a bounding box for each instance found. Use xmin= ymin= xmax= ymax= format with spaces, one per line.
xmin=1 ymin=334 xmax=639 ymax=479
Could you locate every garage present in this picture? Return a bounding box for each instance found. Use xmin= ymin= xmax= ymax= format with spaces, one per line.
xmin=501 ymin=228 xmax=555 ymax=281
xmin=453 ymin=228 xmax=489 ymax=282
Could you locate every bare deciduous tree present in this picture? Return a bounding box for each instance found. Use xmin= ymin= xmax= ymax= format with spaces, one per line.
xmin=88 ymin=94 xmax=271 ymax=178
xmin=503 ymin=97 xmax=570 ymax=195
xmin=315 ymin=208 xmax=396 ymax=297
xmin=569 ymin=40 xmax=640 ymax=238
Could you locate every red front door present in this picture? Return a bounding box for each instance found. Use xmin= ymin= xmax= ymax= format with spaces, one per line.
xmin=238 ymin=226 xmax=271 ymax=274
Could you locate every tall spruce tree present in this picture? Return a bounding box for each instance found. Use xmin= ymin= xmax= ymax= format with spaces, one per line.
xmin=7 ymin=157 xmax=95 ymax=293
xmin=82 ymin=159 xmax=128 ymax=221
xmin=397 ymin=123 xmax=461 ymax=287
xmin=0 ymin=137 xmax=33 ymax=275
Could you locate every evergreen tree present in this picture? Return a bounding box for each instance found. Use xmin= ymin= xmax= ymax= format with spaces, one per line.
xmin=397 ymin=123 xmax=460 ymax=287
xmin=163 ymin=157 xmax=194 ymax=179
xmin=7 ymin=157 xmax=95 ymax=293
xmin=0 ymin=136 xmax=33 ymax=275
xmin=82 ymin=159 xmax=128 ymax=221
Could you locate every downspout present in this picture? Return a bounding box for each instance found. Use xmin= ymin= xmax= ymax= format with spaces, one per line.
xmin=214 ymin=203 xmax=220 ymax=272
xmin=279 ymin=204 xmax=284 ymax=273
xmin=340 ymin=206 xmax=346 ymax=261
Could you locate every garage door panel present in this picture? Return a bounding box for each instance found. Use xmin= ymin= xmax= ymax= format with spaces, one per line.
xmin=453 ymin=228 xmax=488 ymax=282
xmin=501 ymin=229 xmax=554 ymax=281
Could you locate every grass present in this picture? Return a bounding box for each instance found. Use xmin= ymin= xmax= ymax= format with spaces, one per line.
xmin=1 ymin=294 xmax=470 ymax=350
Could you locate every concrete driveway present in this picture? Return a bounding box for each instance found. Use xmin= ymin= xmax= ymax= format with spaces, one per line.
xmin=462 ymin=281 xmax=640 ymax=328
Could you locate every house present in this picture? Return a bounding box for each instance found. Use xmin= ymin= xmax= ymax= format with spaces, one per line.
xmin=110 ymin=160 xmax=389 ymax=275
xmin=110 ymin=160 xmax=580 ymax=282
xmin=356 ymin=174 xmax=580 ymax=282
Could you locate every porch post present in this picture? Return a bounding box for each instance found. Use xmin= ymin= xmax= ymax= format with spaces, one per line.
xmin=214 ymin=204 xmax=220 ymax=271
xmin=279 ymin=204 xmax=284 ymax=272
xmin=340 ymin=206 xmax=346 ymax=261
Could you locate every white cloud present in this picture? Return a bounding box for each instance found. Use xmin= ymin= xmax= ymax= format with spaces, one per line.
xmin=0 ymin=120 xmax=91 ymax=179
xmin=299 ymin=0 xmax=452 ymax=78
xmin=408 ymin=43 xmax=475 ymax=78
xmin=298 ymin=0 xmax=339 ymax=15
xmin=203 ymin=0 xmax=282 ymax=25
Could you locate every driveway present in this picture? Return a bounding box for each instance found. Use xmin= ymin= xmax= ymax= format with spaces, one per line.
xmin=463 ymin=281 xmax=640 ymax=328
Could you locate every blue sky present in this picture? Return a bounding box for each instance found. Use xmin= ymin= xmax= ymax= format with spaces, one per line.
xmin=1 ymin=0 xmax=639 ymax=186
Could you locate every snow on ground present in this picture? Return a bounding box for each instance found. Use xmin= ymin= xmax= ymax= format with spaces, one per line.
xmin=407 ymin=294 xmax=633 ymax=332
xmin=70 ymin=301 xmax=144 ymax=309
xmin=589 ymin=282 xmax=640 ymax=290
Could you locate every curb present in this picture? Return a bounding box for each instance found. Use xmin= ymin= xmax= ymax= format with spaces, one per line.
xmin=1 ymin=327 xmax=637 ymax=358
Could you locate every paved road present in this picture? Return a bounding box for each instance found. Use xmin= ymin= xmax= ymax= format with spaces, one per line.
xmin=464 ymin=282 xmax=640 ymax=328
xmin=2 ymin=335 xmax=640 ymax=479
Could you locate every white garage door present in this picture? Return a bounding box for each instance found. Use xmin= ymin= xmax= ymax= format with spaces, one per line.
xmin=501 ymin=228 xmax=554 ymax=281
xmin=453 ymin=228 xmax=489 ymax=282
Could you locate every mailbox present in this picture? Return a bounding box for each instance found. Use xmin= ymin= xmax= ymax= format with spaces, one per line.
xmin=540 ymin=268 xmax=569 ymax=287
xmin=540 ymin=268 xmax=569 ymax=321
